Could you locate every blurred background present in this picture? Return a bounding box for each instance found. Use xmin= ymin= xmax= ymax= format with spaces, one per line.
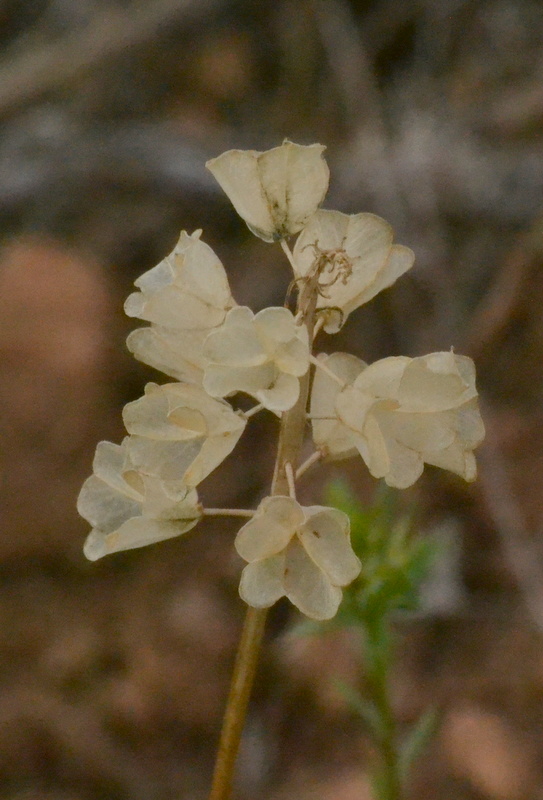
xmin=0 ymin=0 xmax=543 ymax=798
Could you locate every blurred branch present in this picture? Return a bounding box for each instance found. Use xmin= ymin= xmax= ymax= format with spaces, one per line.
xmin=311 ymin=0 xmax=407 ymax=228
xmin=0 ymin=0 xmax=224 ymax=119
xmin=477 ymin=405 xmax=543 ymax=635
xmin=464 ymin=213 xmax=543 ymax=360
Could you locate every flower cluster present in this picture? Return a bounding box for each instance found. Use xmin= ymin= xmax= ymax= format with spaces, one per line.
xmin=78 ymin=140 xmax=484 ymax=620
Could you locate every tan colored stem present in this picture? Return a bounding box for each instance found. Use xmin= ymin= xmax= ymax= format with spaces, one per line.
xmin=208 ymin=256 xmax=320 ymax=800
xmin=209 ymin=606 xmax=268 ymax=800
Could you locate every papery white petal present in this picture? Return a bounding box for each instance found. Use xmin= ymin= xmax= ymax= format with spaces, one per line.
xmin=264 ymin=495 xmax=306 ymax=528
xmin=255 ymin=371 xmax=300 ymax=412
xmin=379 ymin=436 xmax=424 ymax=489
xmin=253 ymin=307 xmax=299 ymax=346
xmin=377 ymin=408 xmax=457 ymax=453
xmin=344 ymin=243 xmax=414 ymax=319
xmin=84 ymin=516 xmax=198 ymax=562
xmin=126 ymin=326 xmax=208 ymax=384
xmin=206 ymin=142 xmax=329 ymax=242
xmin=123 ymin=383 xmax=246 ymax=486
xmin=125 ymin=231 xmax=234 ymax=329
xmin=203 ymin=308 xmax=267 ymax=367
xmin=397 ymin=352 xmax=476 ymax=411
xmin=124 ymin=437 xmax=204 ymax=483
xmin=454 ymin=399 xmax=486 ymax=447
xmin=299 ymin=507 xmax=361 ymax=585
xmin=352 ymin=356 xmax=409 ymax=399
xmin=235 ymin=496 xmax=302 ymax=561
xmin=141 ymin=477 xmax=200 ymax=520
xmin=204 ymin=363 xmax=276 ymax=399
xmin=284 ymin=539 xmax=343 ymax=620
xmin=355 ymin=410 xmax=390 ymax=478
xmin=424 ymin=443 xmax=478 ymax=481
xmin=335 ymin=385 xmax=380 ymax=435
xmin=239 ymin=555 xmax=286 ymax=608
xmin=124 ymin=383 xmax=206 ymax=440
xmin=273 ymin=333 xmax=310 ymax=376
xmin=311 ymin=353 xmax=365 ymax=457
xmin=91 ymin=439 xmax=141 ymax=499
xmin=78 ymin=474 xmax=141 ymax=534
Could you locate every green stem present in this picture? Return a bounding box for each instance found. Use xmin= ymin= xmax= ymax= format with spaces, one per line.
xmin=365 ymin=629 xmax=402 ymax=800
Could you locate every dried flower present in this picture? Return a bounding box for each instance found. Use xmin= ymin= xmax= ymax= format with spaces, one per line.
xmin=292 ymin=210 xmax=414 ymax=332
xmin=203 ymin=306 xmax=310 ymax=412
xmin=312 ymin=351 xmax=485 ymax=488
xmin=125 ymin=230 xmax=235 ymax=383
xmin=78 ymin=439 xmax=201 ymax=561
xmin=235 ymin=496 xmax=361 ymax=620
xmin=206 ymin=141 xmax=330 ymax=242
xmin=122 ymin=382 xmax=246 ymax=486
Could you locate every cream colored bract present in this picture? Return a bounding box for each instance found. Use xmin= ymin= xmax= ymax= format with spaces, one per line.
xmin=77 ymin=439 xmax=201 ymax=561
xmin=203 ymin=306 xmax=310 ymax=412
xmin=123 ymin=382 xmax=246 ymax=486
xmin=125 ymin=230 xmax=236 ymax=383
xmin=235 ymin=496 xmax=361 ymax=620
xmin=312 ymin=351 xmax=485 ymax=488
xmin=206 ymin=141 xmax=329 ymax=242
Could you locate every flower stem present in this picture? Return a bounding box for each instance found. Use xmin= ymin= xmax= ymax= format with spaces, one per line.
xmin=309 ymin=353 xmax=347 ymax=386
xmin=208 ymin=254 xmax=321 ymax=800
xmin=295 ymin=449 xmax=323 ymax=480
xmin=203 ymin=508 xmax=255 ymax=518
xmin=209 ymin=606 xmax=268 ymax=800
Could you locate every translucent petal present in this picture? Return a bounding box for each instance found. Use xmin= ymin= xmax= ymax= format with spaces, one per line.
xmin=299 ymin=507 xmax=361 ymax=585
xmin=127 ymin=437 xmax=204 ymax=483
xmin=203 ymin=308 xmax=267 ymax=367
xmin=83 ymin=516 xmax=196 ymax=561
xmin=91 ymin=439 xmax=141 ymax=499
xmin=454 ymin=399 xmax=485 ymax=448
xmin=126 ymin=326 xmax=208 ymax=384
xmin=398 ymin=352 xmax=476 ymax=411
xmin=124 ymin=231 xmax=233 ymax=329
xmin=235 ymin=513 xmax=293 ymax=561
xmin=141 ymin=478 xmax=200 ymax=521
xmin=284 ymin=539 xmax=343 ymax=620
xmin=273 ymin=331 xmax=310 ymax=376
xmin=133 ymin=258 xmax=173 ymax=294
xmin=341 ymin=244 xmax=414 ymax=322
xmin=206 ymin=142 xmax=329 ymax=242
xmin=424 ymin=443 xmax=477 ymax=481
xmin=311 ymin=353 xmax=366 ymax=457
xmin=377 ymin=408 xmax=457 ymax=453
xmin=123 ymin=384 xmax=205 ymax=441
xmin=255 ymin=371 xmax=300 ymax=412
xmin=165 ymin=383 xmax=245 ymax=437
xmin=382 ymin=439 xmax=424 ymax=489
xmin=357 ymin=411 xmax=390 ymax=479
xmin=238 ymin=555 xmax=286 ymax=608
xmin=182 ymin=427 xmax=245 ymax=486
xmin=253 ymin=306 xmax=299 ymax=346
xmin=204 ymin=363 xmax=276 ymax=399
xmin=77 ymin=474 xmax=141 ymax=534
xmin=335 ymin=385 xmax=378 ymax=435
xmin=235 ymin=496 xmax=304 ymax=561
xmin=352 ymin=356 xmax=409 ymax=399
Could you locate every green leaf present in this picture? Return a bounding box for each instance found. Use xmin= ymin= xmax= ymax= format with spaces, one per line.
xmin=333 ymin=679 xmax=387 ymax=743
xmin=399 ymin=706 xmax=440 ymax=779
